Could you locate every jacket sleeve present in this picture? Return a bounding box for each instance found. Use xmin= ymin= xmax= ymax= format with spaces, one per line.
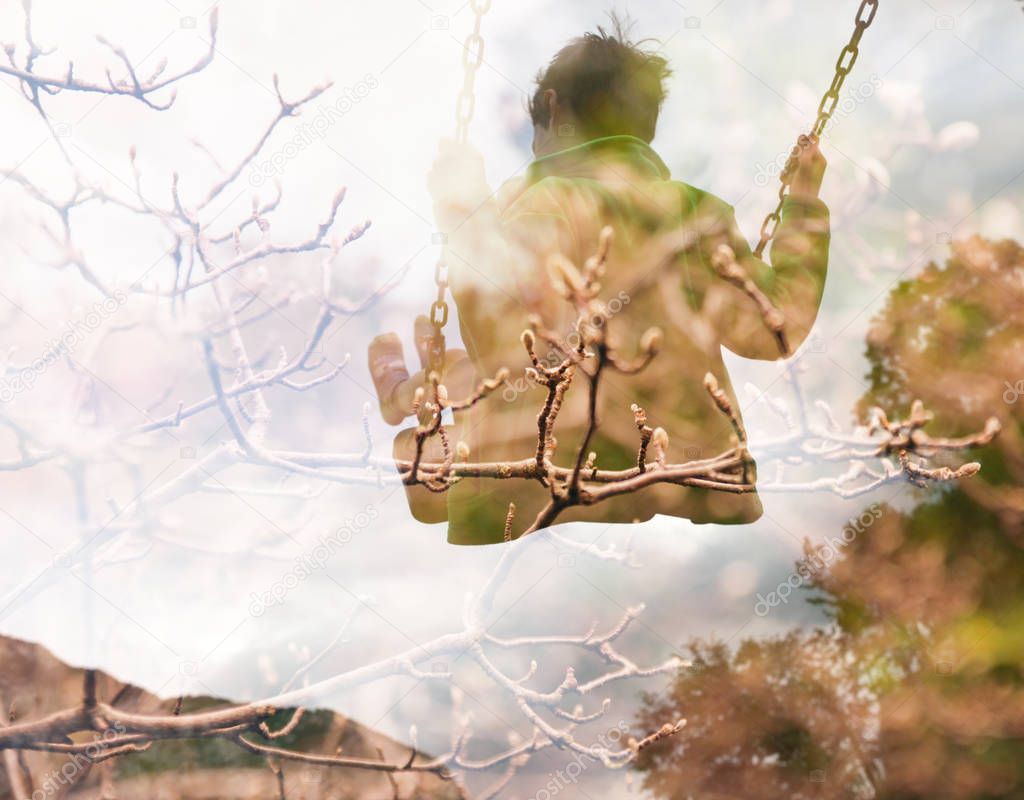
xmin=691 ymin=194 xmax=830 ymax=361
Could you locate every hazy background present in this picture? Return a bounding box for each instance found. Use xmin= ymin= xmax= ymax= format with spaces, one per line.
xmin=1 ymin=0 xmax=1022 ymax=795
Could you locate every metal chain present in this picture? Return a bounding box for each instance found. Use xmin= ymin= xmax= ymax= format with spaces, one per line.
xmin=454 ymin=0 xmax=491 ymax=145
xmin=427 ymin=0 xmax=491 ymax=378
xmin=754 ymin=0 xmax=879 ymax=258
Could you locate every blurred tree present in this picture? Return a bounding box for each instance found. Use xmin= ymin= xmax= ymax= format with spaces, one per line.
xmin=635 ymin=632 xmax=879 ymax=799
xmin=635 ymin=237 xmax=1024 ymax=799
xmin=860 ymin=236 xmax=1024 ymax=530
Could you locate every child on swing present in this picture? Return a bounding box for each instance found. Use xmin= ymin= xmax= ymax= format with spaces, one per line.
xmin=370 ymin=18 xmax=829 ymax=544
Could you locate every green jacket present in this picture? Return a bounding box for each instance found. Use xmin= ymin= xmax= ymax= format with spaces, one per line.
xmin=442 ymin=135 xmax=830 ymax=544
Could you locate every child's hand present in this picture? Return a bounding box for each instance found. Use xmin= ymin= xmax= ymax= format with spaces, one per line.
xmin=789 ymin=134 xmax=827 ymax=201
xmin=427 ymin=139 xmax=490 ymax=226
xmin=368 ymin=316 xmax=473 ymax=425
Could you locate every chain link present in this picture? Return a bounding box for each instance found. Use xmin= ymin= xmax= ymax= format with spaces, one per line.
xmin=754 ymin=0 xmax=879 ymax=258
xmin=426 ymin=0 xmax=490 ymax=377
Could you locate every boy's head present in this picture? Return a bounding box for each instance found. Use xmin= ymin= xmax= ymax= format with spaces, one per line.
xmin=529 ymin=17 xmax=671 ymax=157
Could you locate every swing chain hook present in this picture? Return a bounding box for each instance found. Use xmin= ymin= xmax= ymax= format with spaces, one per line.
xmin=754 ymin=0 xmax=879 ymax=258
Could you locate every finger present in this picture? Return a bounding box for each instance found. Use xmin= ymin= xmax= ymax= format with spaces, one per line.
xmin=796 ymin=134 xmax=819 ymax=157
xmin=436 ymin=138 xmax=461 ymax=157
xmin=797 ymin=142 xmax=822 ymax=164
xmin=367 ymin=333 xmax=411 ymax=425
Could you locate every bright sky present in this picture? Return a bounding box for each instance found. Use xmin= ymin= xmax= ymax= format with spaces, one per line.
xmin=1 ymin=0 xmax=1023 ymax=795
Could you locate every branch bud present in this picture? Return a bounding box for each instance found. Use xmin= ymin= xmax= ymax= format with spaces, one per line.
xmin=640 ymin=327 xmax=662 ymax=355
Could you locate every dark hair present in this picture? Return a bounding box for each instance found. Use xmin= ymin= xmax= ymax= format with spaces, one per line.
xmin=528 ymin=16 xmax=671 ymax=143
